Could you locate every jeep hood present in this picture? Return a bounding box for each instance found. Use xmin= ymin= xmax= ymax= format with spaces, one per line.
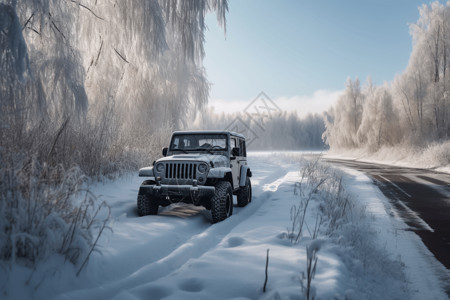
xmin=157 ymin=154 xmax=229 ymax=168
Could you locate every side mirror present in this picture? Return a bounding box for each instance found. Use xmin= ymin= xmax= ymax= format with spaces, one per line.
xmin=232 ymin=147 xmax=240 ymax=157
xmin=162 ymin=147 xmax=168 ymax=156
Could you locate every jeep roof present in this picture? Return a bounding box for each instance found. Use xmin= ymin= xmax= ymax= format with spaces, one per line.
xmin=171 ymin=130 xmax=245 ymax=139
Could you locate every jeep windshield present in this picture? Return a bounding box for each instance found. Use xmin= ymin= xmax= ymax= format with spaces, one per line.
xmin=170 ymin=134 xmax=228 ymax=153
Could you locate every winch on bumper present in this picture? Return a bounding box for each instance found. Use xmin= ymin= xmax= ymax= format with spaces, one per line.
xmin=139 ymin=179 xmax=215 ymax=206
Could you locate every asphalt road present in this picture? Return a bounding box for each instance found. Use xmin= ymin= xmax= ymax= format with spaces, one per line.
xmin=324 ymin=159 xmax=450 ymax=273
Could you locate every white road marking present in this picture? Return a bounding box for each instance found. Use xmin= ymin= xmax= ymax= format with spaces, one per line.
xmin=378 ymin=175 xmax=412 ymax=198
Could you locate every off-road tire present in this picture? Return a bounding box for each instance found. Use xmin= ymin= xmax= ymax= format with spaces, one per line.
xmin=211 ymin=181 xmax=233 ymax=223
xmin=237 ymin=177 xmax=252 ymax=207
xmin=137 ymin=194 xmax=158 ymax=216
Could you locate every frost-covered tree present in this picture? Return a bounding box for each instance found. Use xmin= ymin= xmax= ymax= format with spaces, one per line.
xmin=393 ymin=70 xmax=428 ymax=141
xmin=357 ymin=85 xmax=399 ymax=150
xmin=5 ymin=0 xmax=227 ymax=122
xmin=394 ymin=1 xmax=450 ymax=142
xmin=325 ymin=1 xmax=450 ymax=150
xmin=322 ymin=78 xmax=364 ymax=149
xmin=1 ymin=0 xmax=228 ymax=174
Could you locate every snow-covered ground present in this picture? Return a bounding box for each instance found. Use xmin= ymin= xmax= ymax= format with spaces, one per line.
xmin=4 ymin=152 xmax=449 ymax=299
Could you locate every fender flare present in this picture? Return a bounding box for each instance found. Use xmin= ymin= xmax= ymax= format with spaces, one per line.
xmin=239 ymin=165 xmax=252 ymax=187
xmin=139 ymin=166 xmax=154 ymax=177
xmin=207 ymin=167 xmax=232 ymax=179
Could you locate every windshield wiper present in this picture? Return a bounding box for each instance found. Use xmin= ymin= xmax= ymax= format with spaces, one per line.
xmin=172 ymin=148 xmax=189 ymax=154
xmin=192 ymin=147 xmax=224 ymax=154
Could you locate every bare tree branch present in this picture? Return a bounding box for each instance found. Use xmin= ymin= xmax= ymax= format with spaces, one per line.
xmin=22 ymin=13 xmax=34 ymax=30
xmin=69 ymin=0 xmax=104 ymax=20
xmin=113 ymin=48 xmax=129 ymax=64
xmin=95 ymin=38 xmax=103 ymax=66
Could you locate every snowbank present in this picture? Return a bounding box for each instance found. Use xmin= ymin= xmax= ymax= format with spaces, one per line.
xmin=326 ymin=141 xmax=450 ymax=173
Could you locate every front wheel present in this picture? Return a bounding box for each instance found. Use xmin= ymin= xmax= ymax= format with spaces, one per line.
xmin=237 ymin=177 xmax=252 ymax=207
xmin=211 ymin=181 xmax=233 ymax=223
xmin=137 ymin=194 xmax=159 ymax=216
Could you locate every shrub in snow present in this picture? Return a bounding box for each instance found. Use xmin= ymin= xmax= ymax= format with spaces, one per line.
xmin=0 ymin=152 xmax=110 ymax=274
xmin=287 ymin=157 xmax=361 ymax=297
xmin=289 ymin=157 xmax=353 ymax=243
xmin=288 ymin=156 xmax=412 ymax=299
xmin=301 ymin=239 xmax=324 ymax=300
xmin=420 ymin=140 xmax=450 ymax=168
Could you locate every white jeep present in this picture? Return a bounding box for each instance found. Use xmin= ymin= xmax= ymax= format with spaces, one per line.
xmin=137 ymin=131 xmax=252 ymax=223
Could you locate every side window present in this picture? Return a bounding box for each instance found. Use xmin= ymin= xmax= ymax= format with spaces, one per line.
xmin=173 ymin=137 xmax=180 ymax=149
xmin=230 ymin=137 xmax=237 ymax=149
xmin=239 ymin=139 xmax=246 ymax=157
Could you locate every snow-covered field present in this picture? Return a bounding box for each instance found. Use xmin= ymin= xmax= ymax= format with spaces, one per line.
xmin=4 ymin=152 xmax=449 ymax=299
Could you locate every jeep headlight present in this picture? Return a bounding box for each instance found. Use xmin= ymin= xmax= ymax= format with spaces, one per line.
xmin=198 ymin=163 xmax=208 ymax=173
xmin=155 ymin=163 xmax=165 ymax=173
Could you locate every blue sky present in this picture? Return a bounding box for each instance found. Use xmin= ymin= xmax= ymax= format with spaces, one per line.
xmin=204 ymin=0 xmax=437 ymax=115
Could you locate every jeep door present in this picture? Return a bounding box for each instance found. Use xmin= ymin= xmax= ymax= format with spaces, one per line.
xmin=230 ymin=136 xmax=247 ymax=189
xmin=230 ymin=137 xmax=240 ymax=189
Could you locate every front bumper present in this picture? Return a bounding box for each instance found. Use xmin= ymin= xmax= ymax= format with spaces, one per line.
xmin=139 ymin=184 xmax=215 ymax=206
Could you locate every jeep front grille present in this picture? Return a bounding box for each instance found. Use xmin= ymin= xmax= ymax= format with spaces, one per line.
xmin=165 ymin=162 xmax=197 ymax=180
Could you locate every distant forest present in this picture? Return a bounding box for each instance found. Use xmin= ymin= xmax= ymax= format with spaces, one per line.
xmin=190 ymin=109 xmax=326 ymax=150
